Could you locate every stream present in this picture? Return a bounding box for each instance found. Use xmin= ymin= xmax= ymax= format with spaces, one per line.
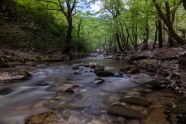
xmin=0 ymin=57 xmax=161 ymax=124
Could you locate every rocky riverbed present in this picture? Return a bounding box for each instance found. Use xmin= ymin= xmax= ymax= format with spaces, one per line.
xmin=110 ymin=45 xmax=186 ymax=94
xmin=1 ymin=48 xmax=186 ymax=124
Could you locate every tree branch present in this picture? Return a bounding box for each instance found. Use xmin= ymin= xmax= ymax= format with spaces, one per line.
xmin=71 ymin=0 xmax=76 ymax=11
xmin=57 ymin=0 xmax=68 ymax=18
xmin=37 ymin=0 xmax=61 ymax=8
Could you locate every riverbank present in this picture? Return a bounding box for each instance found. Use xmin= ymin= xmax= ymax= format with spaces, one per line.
xmin=0 ymin=53 xmax=186 ymax=124
xmin=109 ymin=45 xmax=186 ymax=95
xmin=0 ymin=47 xmax=91 ymax=82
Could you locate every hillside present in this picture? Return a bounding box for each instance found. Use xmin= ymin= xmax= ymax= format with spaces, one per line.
xmin=0 ymin=0 xmax=65 ymax=52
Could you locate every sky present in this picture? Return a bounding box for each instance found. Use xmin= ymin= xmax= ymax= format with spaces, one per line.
xmin=90 ymin=1 xmax=102 ymax=12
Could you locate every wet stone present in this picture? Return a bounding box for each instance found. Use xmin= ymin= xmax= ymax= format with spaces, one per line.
xmin=92 ymin=77 xmax=105 ymax=85
xmin=119 ymin=65 xmax=139 ymax=74
xmin=25 ymin=112 xmax=61 ymax=124
xmin=119 ymin=97 xmax=152 ymax=107
xmin=68 ymin=111 xmax=90 ymax=124
xmin=57 ymin=84 xmax=79 ymax=94
xmin=94 ymin=66 xmax=105 ymax=71
xmin=0 ymin=70 xmax=31 ymax=82
xmin=94 ymin=70 xmax=114 ymax=77
xmin=87 ymin=119 xmax=105 ymax=124
xmin=143 ymin=80 xmax=168 ymax=89
xmin=107 ymin=105 xmax=145 ymax=119
xmin=72 ymin=64 xmax=80 ymax=70
xmin=74 ymin=70 xmax=81 ymax=74
xmin=114 ymin=72 xmax=123 ymax=77
xmin=138 ymin=59 xmax=157 ymax=72
xmin=154 ymin=48 xmax=181 ymax=60
xmin=62 ymin=110 xmax=75 ymax=119
xmin=89 ymin=62 xmax=100 ymax=69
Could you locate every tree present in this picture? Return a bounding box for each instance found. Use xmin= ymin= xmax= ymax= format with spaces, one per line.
xmin=183 ymin=0 xmax=186 ymax=10
xmin=37 ymin=0 xmax=77 ymax=53
xmin=102 ymin=0 xmax=125 ymax=52
xmin=152 ymin=0 xmax=185 ymax=45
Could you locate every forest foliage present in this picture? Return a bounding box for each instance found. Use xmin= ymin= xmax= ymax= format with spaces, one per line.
xmin=0 ymin=0 xmax=186 ymax=54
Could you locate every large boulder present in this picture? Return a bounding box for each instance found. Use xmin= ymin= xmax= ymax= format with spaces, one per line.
xmin=143 ymin=80 xmax=168 ymax=89
xmin=94 ymin=70 xmax=114 ymax=77
xmin=119 ymin=97 xmax=152 ymax=107
xmin=94 ymin=65 xmax=114 ymax=77
xmin=154 ymin=48 xmax=182 ymax=60
xmin=138 ymin=59 xmax=158 ymax=72
xmin=72 ymin=64 xmax=80 ymax=70
xmin=94 ymin=66 xmax=105 ymax=72
xmin=107 ymin=105 xmax=145 ymax=119
xmin=0 ymin=70 xmax=31 ymax=82
xmin=119 ymin=65 xmax=139 ymax=74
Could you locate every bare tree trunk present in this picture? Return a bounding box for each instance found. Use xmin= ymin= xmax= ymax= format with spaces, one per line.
xmin=77 ymin=19 xmax=83 ymax=40
xmin=158 ymin=20 xmax=163 ymax=48
xmin=142 ymin=23 xmax=149 ymax=50
xmin=153 ymin=22 xmax=158 ymax=49
xmin=64 ymin=15 xmax=73 ymax=53
xmin=115 ymin=32 xmax=123 ymax=52
xmin=124 ymin=22 xmax=135 ymax=49
xmin=165 ymin=1 xmax=174 ymax=47
xmin=120 ymin=31 xmax=129 ymax=51
xmin=153 ymin=0 xmax=185 ymax=45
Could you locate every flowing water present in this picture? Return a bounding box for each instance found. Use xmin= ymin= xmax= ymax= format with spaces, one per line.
xmin=0 ymin=57 xmax=157 ymax=124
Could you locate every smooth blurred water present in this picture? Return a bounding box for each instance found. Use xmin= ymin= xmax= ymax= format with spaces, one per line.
xmin=0 ymin=57 xmax=156 ymax=124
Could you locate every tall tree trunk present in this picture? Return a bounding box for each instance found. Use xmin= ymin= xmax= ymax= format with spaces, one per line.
xmin=158 ymin=20 xmax=163 ymax=48
xmin=124 ymin=22 xmax=135 ymax=49
xmin=153 ymin=0 xmax=186 ymax=45
xmin=120 ymin=31 xmax=129 ymax=51
xmin=183 ymin=0 xmax=186 ymax=10
xmin=115 ymin=32 xmax=123 ymax=52
xmin=143 ymin=23 xmax=149 ymax=50
xmin=153 ymin=21 xmax=158 ymax=49
xmin=77 ymin=19 xmax=83 ymax=40
xmin=64 ymin=16 xmax=73 ymax=53
xmin=165 ymin=1 xmax=174 ymax=47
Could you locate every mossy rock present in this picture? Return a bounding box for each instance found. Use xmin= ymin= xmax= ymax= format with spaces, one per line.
xmin=25 ymin=112 xmax=61 ymax=124
xmin=139 ymin=59 xmax=156 ymax=67
xmin=94 ymin=70 xmax=114 ymax=77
